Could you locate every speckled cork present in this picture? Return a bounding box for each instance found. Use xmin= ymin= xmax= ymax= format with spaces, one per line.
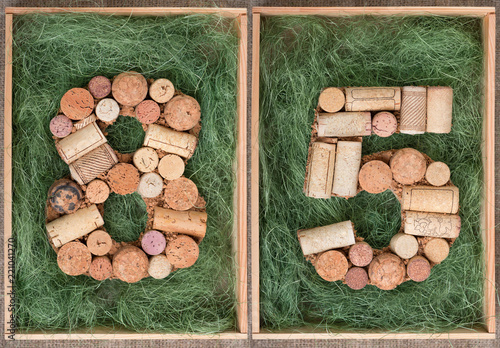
xmin=348 ymin=242 xmax=373 ymax=267
xmin=402 ymin=186 xmax=459 ymax=214
xmin=345 ymin=87 xmax=401 ymax=112
xmin=372 ymin=111 xmax=397 ymax=137
xmin=425 ymin=162 xmax=450 ymax=186
xmin=297 ymin=220 xmax=355 ymax=256
xmin=332 ymin=141 xmax=362 ymax=197
xmin=318 ymin=87 xmax=345 ymax=113
xmin=60 ymin=87 xmax=94 ymax=120
xmin=48 ymin=179 xmax=83 ymax=214
xmin=133 ymin=147 xmax=159 ymax=173
xmin=426 ymin=86 xmax=453 ymax=134
xmin=424 ymin=238 xmax=450 ymax=263
xmin=165 ymin=235 xmax=199 ymax=268
xmin=345 ymin=267 xmax=369 ymax=290
xmin=158 ymin=154 xmax=185 ymax=180
xmin=137 ymin=172 xmax=164 ymax=198
xmin=136 ymin=100 xmax=161 ymax=124
xmin=86 ymin=230 xmax=112 ymax=256
xmin=148 ymin=254 xmax=173 ymax=279
xmin=112 ymin=245 xmax=149 ymax=283
xmin=389 ymin=233 xmax=419 ymax=259
xmin=405 ymin=211 xmax=461 ymax=238
xmin=390 ymin=148 xmax=426 ymax=185
xmin=305 ymin=142 xmax=336 ymax=198
xmin=317 ymin=112 xmax=371 ymax=137
xmin=153 ymin=207 xmax=207 ymax=239
xmin=314 ymin=250 xmax=348 ymax=282
xmin=358 ymin=160 xmax=392 ymax=194
xmin=86 ymin=180 xmax=110 ymax=204
xmin=407 ymin=256 xmax=431 ymax=282
xmin=50 ymin=115 xmax=73 ymax=138
xmin=88 ymin=76 xmax=112 ymax=99
xmin=107 ymin=163 xmax=140 ymax=195
xmin=141 ymin=230 xmax=167 ymax=255
xmin=57 ymin=242 xmax=92 ymax=276
xmin=112 ymin=71 xmax=148 ymax=107
xmin=95 ymin=98 xmax=120 ymax=122
xmin=89 ymin=256 xmax=113 ymax=281
xmin=368 ymin=253 xmax=406 ymax=290
xmin=164 ymin=177 xmax=199 ymax=211
xmin=164 ymin=95 xmax=201 ymax=131
xmin=143 ymin=124 xmax=197 ymax=159
xmin=149 ymin=78 xmax=175 ymax=104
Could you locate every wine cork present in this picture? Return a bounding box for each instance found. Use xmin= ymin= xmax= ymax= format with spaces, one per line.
xmin=372 ymin=111 xmax=397 ymax=137
xmin=107 ymin=163 xmax=140 ymax=195
xmin=399 ymin=86 xmax=427 ymax=135
xmin=165 ymin=235 xmax=199 ymax=269
xmin=318 ymin=87 xmax=345 ymax=113
xmin=425 ymin=162 xmax=450 ymax=186
xmin=332 ymin=141 xmax=362 ymax=197
xmin=112 ymin=245 xmax=149 ymax=283
xmin=426 ymin=86 xmax=453 ymax=133
xmin=148 ymin=254 xmax=173 ymax=279
xmin=389 ymin=148 xmax=426 ymax=185
xmin=404 ymin=211 xmax=461 ymax=238
xmin=56 ymin=122 xmax=107 ymax=164
xmin=164 ymin=177 xmax=199 ymax=211
xmin=345 ymin=267 xmax=369 ymax=290
xmin=345 ymin=87 xmax=401 ymax=112
xmin=149 ymin=78 xmax=175 ymax=104
xmin=88 ymin=76 xmax=112 ymax=99
xmin=358 ymin=160 xmax=392 ymax=194
xmin=48 ymin=179 xmax=83 ymax=214
xmin=74 ymin=114 xmax=97 ymax=130
xmin=60 ymin=88 xmax=94 ymax=120
xmin=136 ymin=100 xmax=161 ymax=124
xmin=50 ymin=115 xmax=73 ymax=138
xmin=314 ymin=250 xmax=348 ymax=282
xmin=137 ymin=172 xmax=164 ymax=198
xmin=424 ymin=238 xmax=450 ymax=263
xmin=47 ymin=204 xmax=104 ymax=248
xmin=95 ymin=98 xmax=120 ymax=122
xmin=164 ymin=95 xmax=201 ymax=131
xmin=111 ymin=71 xmax=148 ymax=107
xmin=57 ymin=242 xmax=92 ymax=276
xmin=297 ymin=220 xmax=355 ymax=256
xmin=86 ymin=230 xmax=112 ymax=256
xmin=69 ymin=143 xmax=119 ymax=185
xmin=133 ymin=147 xmax=159 ymax=173
xmin=316 ymin=112 xmax=371 ymax=137
xmin=153 ymin=207 xmax=207 ymax=239
xmin=348 ymin=242 xmax=373 ymax=267
xmin=158 ymin=154 xmax=185 ymax=180
xmin=305 ymin=142 xmax=335 ymax=198
xmin=141 ymin=230 xmax=167 ymax=255
xmin=389 ymin=233 xmax=419 ymax=259
xmin=402 ymin=186 xmax=459 ymax=214
xmin=368 ymin=253 xmax=406 ymax=290
xmin=85 ymin=180 xmax=110 ymax=204
xmin=143 ymin=124 xmax=197 ymax=159
xmin=406 ymin=256 xmax=431 ymax=282
xmin=89 ymin=256 xmax=113 ymax=281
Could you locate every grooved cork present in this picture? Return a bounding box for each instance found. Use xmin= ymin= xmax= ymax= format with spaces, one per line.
xmin=345 ymin=87 xmax=401 ymax=112
xmin=95 ymin=98 xmax=120 ymax=122
xmin=141 ymin=230 xmax=167 ymax=256
xmin=56 ymin=122 xmax=107 ymax=164
xmin=368 ymin=253 xmax=406 ymax=290
xmin=143 ymin=124 xmax=197 ymax=159
xmin=348 ymin=242 xmax=373 ymax=267
xmin=345 ymin=267 xmax=369 ymax=290
xmin=137 ymin=172 xmax=164 ymax=198
xmin=153 ymin=207 xmax=207 ymax=239
xmin=89 ymin=256 xmax=113 ymax=281
xmin=317 ymin=112 xmax=371 ymax=137
xmin=402 ymin=186 xmax=459 ymax=214
xmin=358 ymin=160 xmax=392 ymax=194
xmin=50 ymin=115 xmax=73 ymax=138
xmin=107 ymin=163 xmax=140 ymax=195
xmin=48 ymin=179 xmax=83 ymax=214
xmin=112 ymin=246 xmax=149 ymax=283
xmin=305 ymin=142 xmax=336 ymax=198
xmin=425 ymin=162 xmax=450 ymax=186
xmin=88 ymin=76 xmax=112 ymax=99
xmin=318 ymin=87 xmax=345 ymax=113
xmin=372 ymin=111 xmax=397 ymax=137
xmin=149 ymin=78 xmax=175 ymax=104
xmin=389 ymin=233 xmax=419 ymax=259
xmin=60 ymin=88 xmax=94 ymax=120
xmin=164 ymin=177 xmax=199 ymax=211
xmin=148 ymin=254 xmax=173 ymax=279
xmin=426 ymin=86 xmax=453 ymax=134
xmin=332 ymin=141 xmax=362 ymax=197
xmin=164 ymin=95 xmax=201 ymax=131
xmin=405 ymin=211 xmax=461 ymax=238
xmin=57 ymin=242 xmax=92 ymax=276
xmin=406 ymin=255 xmax=431 ymax=282
xmin=400 ymin=86 xmax=427 ymax=135
xmin=158 ymin=154 xmax=185 ymax=180
xmin=85 ymin=180 xmax=110 ymax=204
xmin=390 ymin=148 xmax=426 ymax=185
xmin=314 ymin=250 xmax=348 ymax=282
xmin=165 ymin=235 xmax=199 ymax=268
xmin=69 ymin=143 xmax=119 ymax=185
xmin=112 ymin=71 xmax=148 ymax=107
xmin=74 ymin=114 xmax=97 ymax=130
xmin=86 ymin=230 xmax=112 ymax=256
xmin=133 ymin=147 xmax=159 ymax=173
xmin=297 ymin=221 xmax=355 ymax=256
xmin=136 ymin=100 xmax=161 ymax=124
xmin=424 ymin=238 xmax=450 ymax=263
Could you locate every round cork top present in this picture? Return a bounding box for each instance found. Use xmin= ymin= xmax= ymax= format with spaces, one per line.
xmin=86 ymin=180 xmax=110 ymax=204
xmin=113 ymin=245 xmax=149 ymax=283
xmin=133 ymin=147 xmax=159 ymax=173
xmin=345 ymin=267 xmax=368 ymax=290
xmin=424 ymin=238 xmax=450 ymax=264
xmin=389 ymin=233 xmax=419 ymax=259
xmin=318 ymin=87 xmax=345 ymax=113
xmin=57 ymin=242 xmax=92 ymax=276
xmin=148 ymin=254 xmax=173 ymax=279
xmin=372 ymin=111 xmax=397 ymax=137
xmin=164 ymin=177 xmax=199 ymax=211
xmin=165 ymin=235 xmax=199 ymax=268
xmin=60 ymin=88 xmax=94 ymax=120
xmin=107 ymin=163 xmax=140 ymax=195
xmin=86 ymin=230 xmax=112 ymax=256
xmin=137 ymin=172 xmax=164 ymax=198
xmin=407 ymin=256 xmax=431 ymax=282
xmin=48 ymin=179 xmax=83 ymax=214
xmin=390 ymin=148 xmax=427 ymax=185
xmin=164 ymin=95 xmax=201 ymax=131
xmin=425 ymin=161 xmax=450 ymax=187
xmin=158 ymin=154 xmax=185 ymax=180
xmin=111 ymin=71 xmax=148 ymax=107
xmin=348 ymin=242 xmax=373 ymax=267
xmin=95 ymin=98 xmax=120 ymax=122
xmin=88 ymin=76 xmax=112 ymax=99
xmin=136 ymin=100 xmax=161 ymax=124
xmin=141 ymin=230 xmax=167 ymax=255
xmin=50 ymin=115 xmax=73 ymax=138
xmin=89 ymin=256 xmax=113 ymax=281
xmin=359 ymin=160 xmax=393 ymax=194
xmin=149 ymin=78 xmax=175 ymax=104
xmin=314 ymin=250 xmax=348 ymax=282
xmin=368 ymin=253 xmax=406 ymax=290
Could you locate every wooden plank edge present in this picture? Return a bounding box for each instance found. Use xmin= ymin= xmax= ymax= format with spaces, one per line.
xmin=11 ymin=331 xmax=247 ymax=340
xmin=250 ymin=12 xmax=261 ymax=335
xmin=252 ymin=332 xmax=496 ymax=340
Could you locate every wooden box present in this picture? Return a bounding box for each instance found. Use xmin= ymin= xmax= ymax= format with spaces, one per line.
xmin=3 ymin=7 xmax=247 ymax=340
xmin=251 ymin=7 xmax=495 ymax=339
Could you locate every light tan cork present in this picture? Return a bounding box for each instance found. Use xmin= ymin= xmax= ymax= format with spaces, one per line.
xmin=95 ymin=98 xmax=120 ymax=122
xmin=164 ymin=95 xmax=201 ymax=131
xmin=86 ymin=230 xmax=112 ymax=256
xmin=112 ymin=245 xmax=149 ymax=283
xmin=133 ymin=147 xmax=159 ymax=173
xmin=153 ymin=207 xmax=207 ymax=239
xmin=69 ymin=144 xmax=119 ymax=185
xmin=305 ymin=142 xmax=336 ymax=198
xmin=137 ymin=172 xmax=164 ymax=198
xmin=143 ymin=124 xmax=197 ymax=159
xmin=402 ymin=186 xmax=459 ymax=214
xmin=314 ymin=250 xmax=348 ymax=282
xmin=107 ymin=163 xmax=140 ymax=195
xmin=164 ymin=177 xmax=199 ymax=211
xmin=345 ymin=87 xmax=401 ymax=112
xmin=165 ymin=235 xmax=199 ymax=268
xmin=389 ymin=233 xmax=419 ymax=259
xmin=56 ymin=122 xmax=107 ymax=164
xmin=332 ymin=141 xmax=362 ymax=197
xmin=60 ymin=88 xmax=94 ymax=120
xmin=85 ymin=180 xmax=110 ymax=204
xmin=297 ymin=220 xmax=355 ymax=256
xmin=390 ymin=148 xmax=426 ymax=185
xmin=158 ymin=154 xmax=185 ymax=180
xmin=316 ymin=112 xmax=371 ymax=137
xmin=424 ymin=238 xmax=450 ymax=263
xmin=148 ymin=254 xmax=173 ymax=279
xmin=404 ymin=211 xmax=461 ymax=238
xmin=406 ymin=255 xmax=431 ymax=282
xmin=89 ymin=256 xmax=113 ymax=281
xmin=111 ymin=71 xmax=148 ymax=107
xmin=358 ymin=160 xmax=392 ymax=194
xmin=348 ymin=242 xmax=373 ymax=267
xmin=425 ymin=162 xmax=450 ymax=186
xmin=57 ymin=241 xmax=92 ymax=276
xmin=368 ymin=253 xmax=406 ymax=290
xmin=318 ymin=87 xmax=345 ymax=113
xmin=149 ymin=78 xmax=175 ymax=104
xmin=399 ymin=86 xmax=427 ymax=135
xmin=426 ymin=86 xmax=453 ymax=133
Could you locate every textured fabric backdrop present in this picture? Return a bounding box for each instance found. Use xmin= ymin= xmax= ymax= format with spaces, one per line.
xmin=1 ymin=0 xmax=498 ymax=347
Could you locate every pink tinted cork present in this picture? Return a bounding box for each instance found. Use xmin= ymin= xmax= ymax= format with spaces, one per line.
xmin=136 ymin=100 xmax=161 ymax=124
xmin=372 ymin=111 xmax=397 ymax=137
xmin=358 ymin=160 xmax=392 ymax=194
xmin=164 ymin=177 xmax=199 ymax=211
xmin=86 ymin=230 xmax=112 ymax=256
xmin=89 ymin=256 xmax=113 ymax=281
xmin=165 ymin=235 xmax=199 ymax=268
xmin=88 ymin=76 xmax=112 ymax=99
xmin=50 ymin=115 xmax=73 ymax=138
xmin=107 ymin=163 xmax=140 ymax=195
xmin=112 ymin=71 xmax=148 ymax=107
xmin=141 ymin=230 xmax=167 ymax=255
xmin=348 ymin=242 xmax=373 ymax=267
xmin=314 ymin=250 xmax=348 ymax=282
xmin=113 ymin=245 xmax=149 ymax=283
xmin=57 ymin=242 xmax=92 ymax=276
xmin=60 ymin=88 xmax=94 ymax=120
xmin=368 ymin=253 xmax=406 ymax=290
xmin=345 ymin=267 xmax=369 ymax=290
xmin=390 ymin=148 xmax=426 ymax=185
xmin=86 ymin=179 xmax=110 ymax=204
xmin=407 ymin=256 xmax=431 ymax=282
xmin=48 ymin=179 xmax=83 ymax=214
xmin=164 ymin=95 xmax=201 ymax=131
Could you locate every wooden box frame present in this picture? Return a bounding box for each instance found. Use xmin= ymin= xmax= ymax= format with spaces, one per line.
xmin=4 ymin=7 xmax=247 ymax=340
xmin=251 ymin=7 xmax=495 ymax=340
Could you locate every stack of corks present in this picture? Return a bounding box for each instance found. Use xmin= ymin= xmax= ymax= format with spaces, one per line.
xmin=46 ymin=72 xmax=207 ymax=283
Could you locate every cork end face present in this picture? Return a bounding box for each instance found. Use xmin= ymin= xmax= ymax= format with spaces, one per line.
xmin=89 ymin=256 xmax=113 ymax=281
xmin=390 ymin=148 xmax=426 ymax=185
xmin=424 ymin=238 xmax=450 ymax=263
xmin=113 ymin=246 xmax=149 ymax=283
xmin=148 ymin=254 xmax=172 ymax=279
xmin=407 ymin=256 xmax=431 ymax=282
xmin=165 ymin=235 xmax=199 ymax=268
xmin=60 ymin=88 xmax=95 ymax=120
xmin=348 ymin=242 xmax=373 ymax=267
xmin=88 ymin=76 xmax=112 ymax=99
xmin=345 ymin=267 xmax=368 ymax=290
xmin=107 ymin=163 xmax=140 ymax=195
xmin=111 ymin=71 xmax=148 ymax=107
xmin=314 ymin=250 xmax=348 ymax=282
xmin=358 ymin=160 xmax=392 ymax=194
xmin=164 ymin=95 xmax=201 ymax=131
xmin=425 ymin=161 xmax=451 ymax=187
xmin=368 ymin=253 xmax=406 ymax=290
xmin=318 ymin=87 xmax=345 ymax=113
xmin=57 ymin=242 xmax=92 ymax=276
xmin=149 ymin=78 xmax=175 ymax=104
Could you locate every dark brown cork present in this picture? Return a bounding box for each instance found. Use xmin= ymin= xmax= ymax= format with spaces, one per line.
xmin=407 ymin=255 xmax=431 ymax=282
xmin=358 ymin=160 xmax=393 ymax=194
xmin=85 ymin=179 xmax=110 ymax=204
xmin=345 ymin=267 xmax=369 ymax=290
xmin=165 ymin=235 xmax=199 ymax=268
xmin=348 ymin=242 xmax=374 ymax=267
xmin=390 ymin=148 xmax=427 ymax=185
xmin=368 ymin=253 xmax=406 ymax=290
xmin=112 ymin=245 xmax=149 ymax=283
xmin=107 ymin=163 xmax=140 ymax=195
xmin=57 ymin=241 xmax=92 ymax=276
xmin=164 ymin=95 xmax=201 ymax=131
xmin=88 ymin=76 xmax=112 ymax=99
xmin=86 ymin=230 xmax=112 ymax=256
xmin=314 ymin=250 xmax=348 ymax=282
xmin=136 ymin=100 xmax=161 ymax=124
xmin=60 ymin=87 xmax=94 ymax=120
xmin=111 ymin=71 xmax=148 ymax=107
xmin=89 ymin=256 xmax=113 ymax=281
xmin=48 ymin=179 xmax=83 ymax=214
xmin=164 ymin=177 xmax=199 ymax=211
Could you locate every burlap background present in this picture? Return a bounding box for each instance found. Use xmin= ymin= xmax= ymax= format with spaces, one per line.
xmin=0 ymin=0 xmax=498 ymax=347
